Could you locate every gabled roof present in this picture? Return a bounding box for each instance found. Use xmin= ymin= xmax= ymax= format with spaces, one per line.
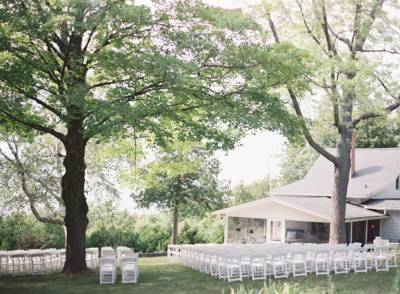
xmin=271 ymin=148 xmax=400 ymax=200
xmin=214 ymin=196 xmax=386 ymax=222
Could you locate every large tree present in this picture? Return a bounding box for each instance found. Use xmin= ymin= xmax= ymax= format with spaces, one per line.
xmin=132 ymin=142 xmax=229 ymax=245
xmin=259 ymin=0 xmax=400 ymax=243
xmin=0 ymin=0 xmax=305 ymax=272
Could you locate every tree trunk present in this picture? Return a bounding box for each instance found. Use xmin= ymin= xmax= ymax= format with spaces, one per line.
xmin=330 ymin=139 xmax=352 ymax=244
xmin=330 ymin=71 xmax=354 ymax=243
xmin=61 ymin=120 xmax=89 ymax=273
xmin=63 ymin=225 xmax=68 ymax=248
xmin=171 ymin=198 xmax=179 ymax=245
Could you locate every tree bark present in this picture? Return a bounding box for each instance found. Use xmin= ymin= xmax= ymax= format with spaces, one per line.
xmin=171 ymin=198 xmax=179 ymax=245
xmin=330 ymin=133 xmax=352 ymax=243
xmin=61 ymin=120 xmax=89 ymax=273
xmin=330 ymin=70 xmax=355 ymax=244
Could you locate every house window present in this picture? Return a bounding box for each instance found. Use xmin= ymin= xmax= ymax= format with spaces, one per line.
xmin=396 ymin=176 xmax=399 ymax=190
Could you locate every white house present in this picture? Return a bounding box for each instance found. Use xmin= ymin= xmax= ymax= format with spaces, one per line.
xmin=214 ymin=148 xmax=400 ymax=245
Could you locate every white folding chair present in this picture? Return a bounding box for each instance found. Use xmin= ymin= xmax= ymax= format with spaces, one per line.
xmin=305 ymin=250 xmax=315 ymax=274
xmin=291 ymin=251 xmax=307 ymax=277
xmin=314 ymin=251 xmax=330 ymax=276
xmin=388 ymin=243 xmax=398 ymax=268
xmin=101 ymin=247 xmax=115 ymax=257
xmin=240 ymin=255 xmax=251 ymax=278
xmin=374 ymin=247 xmax=389 ymax=272
xmin=265 ymin=254 xmax=273 ymax=277
xmin=57 ymin=249 xmax=66 ymax=270
xmin=226 ymin=256 xmax=242 ymax=282
xmin=217 ymin=256 xmax=227 ymax=280
xmin=272 ymin=254 xmax=288 ymax=279
xmin=353 ymin=248 xmax=367 ymax=273
xmin=0 ymin=253 xmax=8 ymax=276
xmin=10 ymin=254 xmax=27 ymax=276
xmin=332 ymin=250 xmax=349 ymax=274
xmin=364 ymin=244 xmax=375 ymax=270
xmin=120 ymin=255 xmax=139 ymax=284
xmin=99 ymin=256 xmax=116 ymax=284
xmin=31 ymin=254 xmax=47 ymax=275
xmin=251 ymin=255 xmax=266 ymax=280
xmin=209 ymin=255 xmax=218 ymax=277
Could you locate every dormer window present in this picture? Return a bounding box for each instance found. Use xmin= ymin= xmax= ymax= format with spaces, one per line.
xmin=396 ymin=176 xmax=399 ymax=190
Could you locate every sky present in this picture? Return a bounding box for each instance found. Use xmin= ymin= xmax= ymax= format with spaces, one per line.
xmin=216 ymin=131 xmax=285 ymax=186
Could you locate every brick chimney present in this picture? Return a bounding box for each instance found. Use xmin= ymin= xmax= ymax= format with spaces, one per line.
xmin=351 ymin=132 xmax=356 ymax=177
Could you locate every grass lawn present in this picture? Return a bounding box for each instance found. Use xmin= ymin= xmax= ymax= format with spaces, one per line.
xmin=0 ymin=256 xmax=400 ymax=294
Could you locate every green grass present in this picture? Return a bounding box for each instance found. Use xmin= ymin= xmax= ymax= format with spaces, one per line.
xmin=0 ymin=257 xmax=400 ymax=294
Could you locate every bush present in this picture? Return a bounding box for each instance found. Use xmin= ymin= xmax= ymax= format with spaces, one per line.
xmin=178 ymin=215 xmax=224 ymax=245
xmin=0 ymin=210 xmax=224 ymax=252
xmin=135 ymin=215 xmax=170 ymax=252
xmin=86 ymin=226 xmax=140 ymax=249
xmin=0 ymin=214 xmax=64 ymax=250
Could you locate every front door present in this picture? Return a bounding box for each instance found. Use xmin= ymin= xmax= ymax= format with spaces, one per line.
xmin=367 ymin=220 xmax=380 ymax=243
xmin=352 ymin=221 xmax=366 ymax=244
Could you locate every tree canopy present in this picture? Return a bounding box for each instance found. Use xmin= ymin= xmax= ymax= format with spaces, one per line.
xmin=0 ymin=0 xmax=306 ymax=148
xmin=131 ymin=141 xmax=229 ymax=243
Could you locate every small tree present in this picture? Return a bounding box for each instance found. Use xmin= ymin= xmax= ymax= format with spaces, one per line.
xmin=132 ymin=142 xmax=229 ymax=244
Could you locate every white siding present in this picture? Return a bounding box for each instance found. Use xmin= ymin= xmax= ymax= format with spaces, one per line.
xmin=381 ymin=211 xmax=400 ymax=241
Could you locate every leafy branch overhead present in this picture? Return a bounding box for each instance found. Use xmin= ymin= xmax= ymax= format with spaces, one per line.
xmin=0 ymin=0 xmax=309 ymax=148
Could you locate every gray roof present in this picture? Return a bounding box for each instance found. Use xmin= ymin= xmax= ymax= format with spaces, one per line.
xmin=272 ymin=148 xmax=400 ymax=200
xmin=277 ymin=196 xmax=386 ymax=221
xmin=364 ymin=199 xmax=400 ymax=211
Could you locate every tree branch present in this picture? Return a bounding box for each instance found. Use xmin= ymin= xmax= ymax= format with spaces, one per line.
xmin=362 ymin=48 xmax=400 ymax=54
xmin=320 ymin=2 xmax=338 ymax=56
xmin=352 ymin=0 xmax=386 ymax=52
xmin=352 ymin=78 xmax=400 ymax=125
xmin=0 ymin=109 xmax=65 ymax=142
xmin=352 ymin=101 xmax=400 ymax=126
xmin=295 ymin=0 xmax=330 ymax=56
xmin=267 ymin=13 xmax=338 ymax=165
xmin=1 ymin=142 xmax=64 ymax=226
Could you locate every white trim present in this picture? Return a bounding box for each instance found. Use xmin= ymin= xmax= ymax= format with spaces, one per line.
xmin=224 ymin=216 xmax=228 ymax=244
xmin=345 ymin=215 xmax=387 ymax=223
xmin=281 ymin=220 xmax=286 ymax=244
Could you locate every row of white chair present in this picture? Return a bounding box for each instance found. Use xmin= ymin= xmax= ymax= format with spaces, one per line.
xmin=0 ymin=249 xmax=66 ymax=276
xmin=0 ymin=247 xmax=105 ymax=276
xmin=177 ymin=243 xmax=397 ymax=282
xmin=99 ymin=247 xmax=139 ymax=284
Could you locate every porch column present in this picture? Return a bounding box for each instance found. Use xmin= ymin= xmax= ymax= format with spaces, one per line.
xmin=263 ymin=220 xmax=267 ymax=244
xmin=224 ymin=215 xmax=229 ymax=244
xmin=281 ymin=220 xmax=286 ymax=244
xmin=350 ymin=222 xmax=353 ymax=243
